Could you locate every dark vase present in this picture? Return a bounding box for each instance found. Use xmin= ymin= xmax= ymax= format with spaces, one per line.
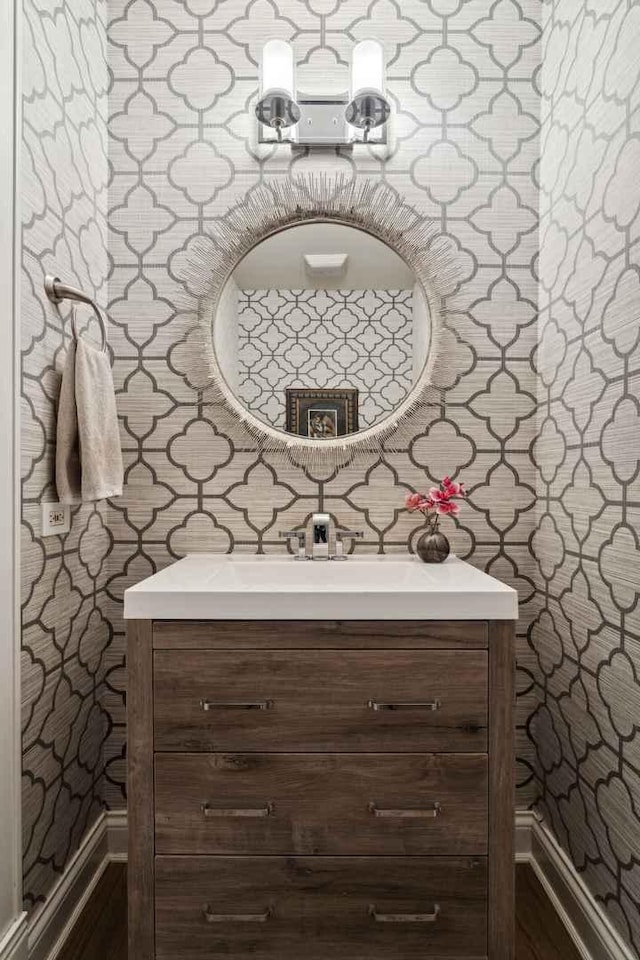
xmin=416 ymin=528 xmax=450 ymax=563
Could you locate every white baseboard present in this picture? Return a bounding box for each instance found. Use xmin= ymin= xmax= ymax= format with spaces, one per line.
xmin=26 ymin=810 xmax=127 ymax=960
xmin=27 ymin=812 xmax=110 ymax=960
xmin=515 ymin=808 xmax=635 ymax=960
xmin=27 ymin=807 xmax=636 ymax=960
xmin=105 ymin=810 xmax=127 ymax=862
xmin=515 ymin=808 xmax=536 ymax=862
xmin=530 ymin=816 xmax=637 ymax=960
xmin=0 ymin=913 xmax=28 ymax=960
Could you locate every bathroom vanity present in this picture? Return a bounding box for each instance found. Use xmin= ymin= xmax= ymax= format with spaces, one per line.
xmin=125 ymin=555 xmax=518 ymax=960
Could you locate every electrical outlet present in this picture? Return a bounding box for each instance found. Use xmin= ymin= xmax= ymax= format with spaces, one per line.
xmin=41 ymin=502 xmax=71 ymax=537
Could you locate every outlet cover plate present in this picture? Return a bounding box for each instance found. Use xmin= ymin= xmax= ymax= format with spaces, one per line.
xmin=41 ymin=502 xmax=70 ymax=537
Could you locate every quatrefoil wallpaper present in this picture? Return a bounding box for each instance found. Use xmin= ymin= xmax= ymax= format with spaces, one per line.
xmin=533 ymin=2 xmax=640 ymax=948
xmin=19 ymin=0 xmax=640 ymax=952
xmin=236 ymin=289 xmax=415 ymax=428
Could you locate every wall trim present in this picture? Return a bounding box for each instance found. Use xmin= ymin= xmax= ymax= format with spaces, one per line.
xmin=106 ymin=810 xmax=128 ymax=862
xmin=0 ymin=0 xmax=23 ymax=935
xmin=516 ymin=809 xmax=636 ymax=960
xmin=0 ymin=914 xmax=28 ymax=960
xmin=27 ymin=813 xmax=110 ymax=960
xmin=31 ymin=808 xmax=636 ymax=960
xmin=515 ymin=808 xmax=535 ymax=862
xmin=529 ymin=816 xmax=637 ymax=960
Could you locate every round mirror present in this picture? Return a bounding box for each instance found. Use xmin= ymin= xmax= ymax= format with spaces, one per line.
xmin=212 ymin=221 xmax=432 ymax=440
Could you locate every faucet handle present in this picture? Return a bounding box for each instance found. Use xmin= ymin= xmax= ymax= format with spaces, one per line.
xmin=333 ymin=529 xmax=364 ymax=560
xmin=279 ymin=530 xmax=309 ymax=561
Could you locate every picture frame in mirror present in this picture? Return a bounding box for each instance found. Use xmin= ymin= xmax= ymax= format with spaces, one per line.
xmin=285 ymin=388 xmax=359 ymax=439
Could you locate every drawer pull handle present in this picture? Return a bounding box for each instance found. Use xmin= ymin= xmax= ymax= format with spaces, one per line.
xmin=368 ymin=801 xmax=441 ymax=819
xmin=368 ymin=904 xmax=440 ymax=923
xmin=200 ymin=699 xmax=273 ymax=711
xmin=203 ymin=905 xmax=271 ymax=923
xmin=201 ymin=802 xmax=274 ymax=818
xmin=367 ymin=699 xmax=441 ymax=712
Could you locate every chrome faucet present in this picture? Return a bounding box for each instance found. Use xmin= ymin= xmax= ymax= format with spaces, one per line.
xmin=333 ymin=528 xmax=364 ymax=559
xmin=311 ymin=512 xmax=331 ymax=560
xmin=279 ymin=529 xmax=309 ymax=560
xmin=280 ymin=515 xmax=363 ymax=560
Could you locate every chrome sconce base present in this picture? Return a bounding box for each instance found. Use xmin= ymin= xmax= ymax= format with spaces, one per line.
xmin=345 ymin=89 xmax=391 ymax=135
xmin=256 ymin=93 xmax=390 ymax=148
xmin=255 ymin=89 xmax=302 ymax=142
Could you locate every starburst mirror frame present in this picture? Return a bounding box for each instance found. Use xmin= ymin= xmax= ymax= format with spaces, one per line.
xmin=178 ymin=176 xmax=460 ymax=468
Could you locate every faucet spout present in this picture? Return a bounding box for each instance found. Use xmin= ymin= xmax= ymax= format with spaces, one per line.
xmin=311 ymin=513 xmax=331 ymax=560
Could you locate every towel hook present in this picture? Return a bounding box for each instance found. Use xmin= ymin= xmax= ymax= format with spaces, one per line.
xmin=44 ymin=275 xmax=108 ymax=352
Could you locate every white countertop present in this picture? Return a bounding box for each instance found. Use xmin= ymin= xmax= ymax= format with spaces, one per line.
xmin=123 ymin=554 xmax=518 ymax=621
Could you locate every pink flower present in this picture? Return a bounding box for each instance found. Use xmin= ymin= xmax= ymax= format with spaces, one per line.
xmin=405 ymin=477 xmax=465 ymax=521
xmin=405 ymin=492 xmax=434 ymax=513
xmin=442 ymin=476 xmax=466 ymax=497
xmin=436 ymin=499 xmax=460 ymax=516
xmin=405 ymin=492 xmax=424 ymax=511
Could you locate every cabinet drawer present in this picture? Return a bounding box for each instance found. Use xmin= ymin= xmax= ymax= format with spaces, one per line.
xmin=155 ymin=855 xmax=487 ymax=960
xmin=155 ymin=753 xmax=488 ymax=856
xmin=154 ymin=650 xmax=487 ymax=752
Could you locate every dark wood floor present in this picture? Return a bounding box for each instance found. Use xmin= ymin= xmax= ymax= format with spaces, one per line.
xmin=57 ymin=863 xmax=581 ymax=960
xmin=515 ymin=866 xmax=582 ymax=960
xmin=57 ymin=863 xmax=127 ymax=960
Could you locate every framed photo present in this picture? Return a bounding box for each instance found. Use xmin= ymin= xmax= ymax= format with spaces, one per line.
xmin=285 ymin=388 xmax=359 ymax=439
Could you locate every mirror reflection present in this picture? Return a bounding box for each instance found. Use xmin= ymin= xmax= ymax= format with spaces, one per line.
xmin=213 ymin=222 xmax=431 ymax=438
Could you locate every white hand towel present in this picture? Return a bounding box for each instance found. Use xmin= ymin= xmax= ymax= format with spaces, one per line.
xmin=56 ymin=336 xmax=123 ymax=504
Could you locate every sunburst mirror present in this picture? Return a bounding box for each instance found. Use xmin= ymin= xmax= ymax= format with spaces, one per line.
xmin=179 ymin=176 xmax=460 ymax=467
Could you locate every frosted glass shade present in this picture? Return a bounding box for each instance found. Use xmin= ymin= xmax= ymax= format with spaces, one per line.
xmin=261 ymin=39 xmax=295 ymax=97
xmin=351 ymin=39 xmax=385 ymax=96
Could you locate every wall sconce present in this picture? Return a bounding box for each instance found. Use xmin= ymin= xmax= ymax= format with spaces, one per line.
xmin=346 ymin=40 xmax=390 ymax=141
xmin=255 ymin=40 xmax=301 ymax=141
xmin=255 ymin=38 xmax=391 ymax=147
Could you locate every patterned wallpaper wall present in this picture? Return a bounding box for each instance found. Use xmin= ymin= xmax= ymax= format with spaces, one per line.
xmin=102 ymin=0 xmax=543 ymax=817
xmin=20 ymin=0 xmax=550 ymax=914
xmin=20 ymin=0 xmax=111 ymax=912
xmin=237 ymin=289 xmax=414 ymax=429
xmin=532 ymin=0 xmax=640 ymax=952
xmin=18 ymin=0 xmax=640 ymax=939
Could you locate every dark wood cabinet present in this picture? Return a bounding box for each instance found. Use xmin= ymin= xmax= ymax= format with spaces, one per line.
xmin=154 ymin=752 xmax=489 ymax=856
xmin=155 ymin=856 xmax=488 ymax=960
xmin=129 ymin=619 xmax=515 ymax=959
xmin=154 ymin=648 xmax=488 ymax=753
